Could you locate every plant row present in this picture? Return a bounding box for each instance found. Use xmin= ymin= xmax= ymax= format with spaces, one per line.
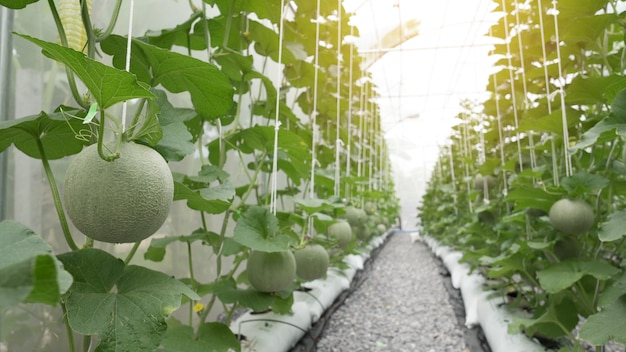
xmin=419 ymin=0 xmax=626 ymax=350
xmin=0 ymin=0 xmax=400 ymax=351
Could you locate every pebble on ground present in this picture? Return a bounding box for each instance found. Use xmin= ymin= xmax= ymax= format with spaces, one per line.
xmin=316 ymin=233 xmax=469 ymax=352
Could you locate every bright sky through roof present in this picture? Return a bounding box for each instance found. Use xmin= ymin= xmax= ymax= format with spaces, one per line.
xmin=343 ymin=0 xmax=501 ymax=227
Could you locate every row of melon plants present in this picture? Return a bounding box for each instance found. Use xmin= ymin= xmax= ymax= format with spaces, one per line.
xmin=419 ymin=0 xmax=626 ymax=350
xmin=0 ymin=0 xmax=400 ymax=351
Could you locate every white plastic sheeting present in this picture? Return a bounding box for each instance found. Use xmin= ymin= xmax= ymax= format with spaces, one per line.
xmin=230 ymin=232 xmax=390 ymax=352
xmin=413 ymin=233 xmax=550 ymax=352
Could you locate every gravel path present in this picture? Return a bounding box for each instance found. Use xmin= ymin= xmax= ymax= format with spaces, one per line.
xmin=315 ymin=232 xmax=472 ymax=352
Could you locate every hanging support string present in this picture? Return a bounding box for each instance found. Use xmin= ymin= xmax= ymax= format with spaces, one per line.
xmin=120 ymin=0 xmax=135 ymax=132
xmin=489 ymin=31 xmax=509 ymax=197
xmin=309 ymin=0 xmax=322 ymax=201
xmin=537 ymin=0 xmax=559 ymax=186
xmin=537 ymin=0 xmax=560 ymax=185
xmin=269 ymin=0 xmax=287 ymax=215
xmin=501 ymin=0 xmax=524 ymax=172
xmin=513 ymin=0 xmax=538 ymax=174
xmin=334 ymin=0 xmax=343 ymax=197
xmin=550 ymin=0 xmax=573 ymax=178
xmin=345 ymin=25 xmax=354 ymax=198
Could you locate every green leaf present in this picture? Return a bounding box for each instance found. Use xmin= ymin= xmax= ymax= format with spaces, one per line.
xmin=160 ymin=320 xmax=241 ymax=352
xmin=611 ymin=87 xmax=626 ymax=119
xmin=248 ymin=20 xmax=296 ymax=64
xmin=508 ymin=296 xmax=579 ymax=339
xmin=173 ymin=180 xmax=233 ymax=214
xmin=505 ymin=186 xmax=560 ymax=213
xmin=565 ymin=74 xmax=626 ymax=106
xmin=209 ymin=276 xmax=291 ymax=313
xmin=0 ymin=220 xmax=72 ymax=312
xmin=101 ymin=35 xmax=234 ymax=120
xmin=207 ymin=125 xmax=311 ymax=183
xmin=58 ymin=249 xmax=199 ymax=352
xmin=16 ymin=34 xmax=154 ymax=109
xmin=0 ymin=0 xmax=38 ymax=9
xmin=560 ymin=172 xmax=609 ymax=196
xmin=579 ymin=296 xmax=626 ymax=345
xmin=0 ymin=108 xmax=89 ymax=159
xmin=132 ymin=101 xmax=163 ymax=147
xmin=519 ymin=108 xmax=582 ymax=135
xmin=155 ymin=123 xmax=195 ymax=161
xmin=187 ymin=165 xmax=230 ymax=184
xmin=536 ymin=260 xmax=619 ymax=294
xmin=562 ymin=14 xmax=617 ymax=51
xmin=570 ymin=115 xmax=626 ymax=152
xmin=597 ymin=270 xmax=626 ymax=308
xmin=292 ymin=197 xmax=342 ymax=214
xmin=233 ymin=205 xmax=296 ymax=252
xmin=135 ymin=88 xmax=197 ymax=161
xmin=144 ymin=229 xmax=218 ymax=262
xmin=144 ymin=12 xmax=205 ymax=50
xmin=598 ymin=209 xmax=626 ymax=242
xmin=198 ymin=181 xmax=236 ymax=202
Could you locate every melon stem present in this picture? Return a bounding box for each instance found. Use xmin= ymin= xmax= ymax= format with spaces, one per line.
xmin=62 ymin=303 xmax=76 ymax=352
xmin=123 ymin=240 xmax=141 ymax=265
xmin=36 ymin=138 xmax=79 ymax=251
xmin=46 ymin=0 xmax=88 ymax=109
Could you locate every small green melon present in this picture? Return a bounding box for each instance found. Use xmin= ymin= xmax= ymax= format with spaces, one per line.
xmin=376 ymin=223 xmax=386 ymax=235
xmin=63 ymin=142 xmax=173 ymax=243
xmin=327 ymin=220 xmax=353 ymax=248
xmin=294 ymin=244 xmax=329 ymax=281
xmin=247 ymin=250 xmax=296 ymax=293
xmin=548 ymin=198 xmax=594 ymax=235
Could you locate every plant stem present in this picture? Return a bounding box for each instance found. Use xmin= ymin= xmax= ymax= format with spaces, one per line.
xmin=123 ymin=241 xmax=142 ymax=265
xmin=82 ymin=335 xmax=91 ymax=352
xmin=125 ymin=98 xmax=147 ymax=138
xmin=46 ymin=0 xmax=88 ymax=109
xmin=200 ymin=211 xmax=208 ymax=230
xmin=95 ymin=0 xmax=123 ymax=42
xmin=36 ymin=138 xmax=79 ymax=251
xmin=187 ymin=241 xmax=196 ymax=326
xmin=96 ymin=110 xmax=121 ymax=161
xmin=62 ymin=303 xmax=76 ymax=352
xmin=201 ymin=2 xmax=212 ymax=61
xmin=80 ymin=0 xmax=96 ymax=59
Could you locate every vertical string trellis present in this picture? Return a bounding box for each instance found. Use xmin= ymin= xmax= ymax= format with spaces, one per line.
xmin=269 ymin=0 xmax=287 ymax=215
xmin=501 ymin=0 xmax=524 ymax=172
xmin=120 ymin=0 xmax=135 ymax=132
xmin=345 ymin=25 xmax=354 ymax=199
xmin=512 ymin=0 xmax=539 ymax=179
xmin=356 ymin=79 xmax=367 ymax=206
xmin=550 ymin=0 xmax=573 ymax=178
xmin=306 ymin=0 xmax=322 ymax=236
xmin=537 ymin=0 xmax=560 ymax=186
xmin=309 ymin=0 xmax=322 ymax=201
xmin=459 ymin=112 xmax=474 ymax=211
xmin=333 ymin=0 xmax=343 ymax=197
xmin=489 ymin=28 xmax=509 ymax=196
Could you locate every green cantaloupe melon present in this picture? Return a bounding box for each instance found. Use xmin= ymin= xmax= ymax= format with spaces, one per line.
xmin=294 ymin=244 xmax=329 ymax=281
xmin=63 ymin=142 xmax=173 ymax=243
xmin=327 ymin=220 xmax=352 ymax=248
xmin=548 ymin=198 xmax=594 ymax=235
xmin=247 ymin=250 xmax=296 ymax=293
